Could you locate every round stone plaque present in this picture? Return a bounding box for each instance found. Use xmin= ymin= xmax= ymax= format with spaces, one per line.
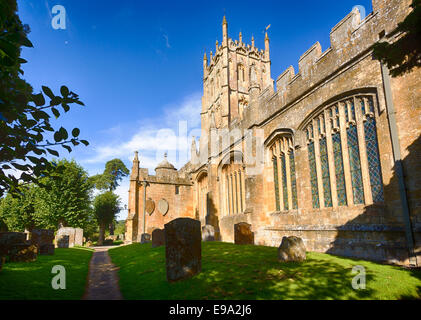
xmin=158 ymin=199 xmax=169 ymax=216
xmin=145 ymin=199 xmax=155 ymax=215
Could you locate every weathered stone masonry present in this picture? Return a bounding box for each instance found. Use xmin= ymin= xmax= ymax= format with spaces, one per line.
xmin=126 ymin=0 xmax=421 ymax=266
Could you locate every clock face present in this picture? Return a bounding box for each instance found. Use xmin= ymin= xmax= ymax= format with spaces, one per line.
xmin=158 ymin=199 xmax=169 ymax=216
xmin=145 ymin=199 xmax=155 ymax=215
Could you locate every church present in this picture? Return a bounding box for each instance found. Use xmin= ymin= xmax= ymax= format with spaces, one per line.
xmin=125 ymin=0 xmax=421 ymax=266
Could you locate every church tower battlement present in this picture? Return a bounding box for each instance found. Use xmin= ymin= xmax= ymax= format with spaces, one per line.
xmin=201 ymin=16 xmax=273 ymax=132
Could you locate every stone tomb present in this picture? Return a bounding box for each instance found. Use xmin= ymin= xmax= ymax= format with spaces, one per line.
xmin=201 ymin=225 xmax=215 ymax=242
xmin=234 ymin=222 xmax=254 ymax=245
xmin=152 ymin=229 xmax=165 ymax=248
xmin=165 ymin=218 xmax=201 ymax=282
xmin=55 ymin=227 xmax=83 ymax=248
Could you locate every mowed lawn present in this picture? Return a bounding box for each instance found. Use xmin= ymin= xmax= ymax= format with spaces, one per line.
xmin=109 ymin=242 xmax=421 ymax=300
xmin=0 ymin=247 xmax=93 ymax=300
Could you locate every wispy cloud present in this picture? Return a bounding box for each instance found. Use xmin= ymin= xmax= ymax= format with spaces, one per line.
xmin=81 ymin=92 xmax=202 ymax=172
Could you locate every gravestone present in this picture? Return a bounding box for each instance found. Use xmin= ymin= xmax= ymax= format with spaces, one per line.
xmin=140 ymin=233 xmax=151 ymax=244
xmin=278 ymin=236 xmax=306 ymax=262
xmin=30 ymin=229 xmax=54 ymax=254
xmin=9 ymin=244 xmax=37 ymax=262
xmin=234 ymin=222 xmax=254 ymax=245
xmin=165 ymin=218 xmax=201 ymax=282
xmin=0 ymin=232 xmax=27 ymax=256
xmin=201 ymin=225 xmax=215 ymax=242
xmin=57 ymin=235 xmax=70 ymax=248
xmin=152 ymin=229 xmax=165 ymax=248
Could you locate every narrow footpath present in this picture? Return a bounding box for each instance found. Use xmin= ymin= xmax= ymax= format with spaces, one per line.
xmin=83 ymin=246 xmax=123 ymax=300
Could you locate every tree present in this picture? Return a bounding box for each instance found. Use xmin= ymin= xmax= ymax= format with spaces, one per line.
xmin=372 ymin=0 xmax=421 ymax=77
xmin=93 ymin=192 xmax=120 ymax=246
xmin=0 ymin=0 xmax=88 ymax=197
xmin=0 ymin=159 xmax=94 ymax=231
xmin=91 ymin=159 xmax=129 ymax=192
xmin=37 ymin=159 xmax=94 ymax=229
xmin=0 ymin=184 xmax=46 ymax=231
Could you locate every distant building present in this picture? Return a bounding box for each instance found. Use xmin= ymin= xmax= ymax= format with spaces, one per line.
xmin=126 ymin=0 xmax=421 ymax=266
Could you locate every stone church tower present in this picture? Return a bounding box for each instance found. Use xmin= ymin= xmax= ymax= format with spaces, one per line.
xmin=200 ymin=16 xmax=272 ymax=137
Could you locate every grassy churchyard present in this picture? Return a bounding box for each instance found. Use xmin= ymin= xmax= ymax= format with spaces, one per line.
xmin=0 ymin=247 xmax=93 ymax=300
xmin=108 ymin=242 xmax=421 ymax=300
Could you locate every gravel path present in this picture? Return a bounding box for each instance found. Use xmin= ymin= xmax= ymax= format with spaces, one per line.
xmin=83 ymin=246 xmax=123 ymax=300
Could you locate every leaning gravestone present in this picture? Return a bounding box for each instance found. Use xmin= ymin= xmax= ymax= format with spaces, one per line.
xmin=278 ymin=236 xmax=306 ymax=262
xmin=234 ymin=222 xmax=254 ymax=245
xmin=165 ymin=218 xmax=201 ymax=282
xmin=152 ymin=229 xmax=165 ymax=248
xmin=202 ymin=225 xmax=215 ymax=242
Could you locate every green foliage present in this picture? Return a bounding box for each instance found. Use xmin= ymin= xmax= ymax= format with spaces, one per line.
xmin=373 ymin=0 xmax=421 ymax=77
xmin=93 ymin=192 xmax=121 ymax=226
xmin=0 ymin=184 xmax=47 ymax=231
xmin=0 ymin=247 xmax=93 ymax=300
xmin=109 ymin=242 xmax=421 ymax=300
xmin=91 ymin=159 xmax=129 ymax=192
xmin=36 ymin=159 xmax=94 ymax=229
xmin=114 ymin=220 xmax=126 ymax=235
xmin=0 ymin=0 xmax=88 ymax=197
xmin=0 ymin=159 xmax=94 ymax=231
xmin=93 ymin=191 xmax=121 ymax=245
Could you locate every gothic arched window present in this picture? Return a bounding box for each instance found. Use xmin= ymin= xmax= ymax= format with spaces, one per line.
xmin=268 ymin=135 xmax=298 ymax=211
xmin=304 ymin=93 xmax=384 ymax=208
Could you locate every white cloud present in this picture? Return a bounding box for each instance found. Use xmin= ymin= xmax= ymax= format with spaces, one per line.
xmin=82 ymin=92 xmax=202 ymax=172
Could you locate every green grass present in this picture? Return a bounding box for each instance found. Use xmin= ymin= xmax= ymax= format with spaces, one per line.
xmin=0 ymin=247 xmax=93 ymax=300
xmin=109 ymin=242 xmax=421 ymax=300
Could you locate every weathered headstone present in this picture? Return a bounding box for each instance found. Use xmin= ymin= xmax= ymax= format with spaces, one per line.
xmin=30 ymin=229 xmax=54 ymax=254
xmin=202 ymin=225 xmax=215 ymax=242
xmin=234 ymin=222 xmax=254 ymax=245
xmin=278 ymin=236 xmax=306 ymax=262
xmin=165 ymin=218 xmax=201 ymax=282
xmin=9 ymin=244 xmax=37 ymax=262
xmin=152 ymin=229 xmax=165 ymax=248
xmin=140 ymin=233 xmax=151 ymax=244
xmin=0 ymin=232 xmax=27 ymax=256
xmin=57 ymin=235 xmax=70 ymax=248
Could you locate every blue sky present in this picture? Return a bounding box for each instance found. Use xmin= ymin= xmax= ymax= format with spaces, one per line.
xmin=17 ymin=0 xmax=373 ymax=219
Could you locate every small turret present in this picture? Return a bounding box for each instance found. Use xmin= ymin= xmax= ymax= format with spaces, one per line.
xmin=222 ymin=16 xmax=228 ymax=46
xmin=239 ymin=31 xmax=243 ymax=44
xmin=203 ymin=52 xmax=208 ymax=76
xmin=215 ymin=40 xmax=219 ymax=52
xmin=265 ymin=32 xmax=270 ymax=60
xmin=130 ymin=151 xmax=139 ymax=180
xmin=251 ymin=35 xmax=255 ymax=48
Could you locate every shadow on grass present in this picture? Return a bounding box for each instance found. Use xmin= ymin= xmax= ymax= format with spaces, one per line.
xmin=110 ymin=242 xmax=397 ymax=300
